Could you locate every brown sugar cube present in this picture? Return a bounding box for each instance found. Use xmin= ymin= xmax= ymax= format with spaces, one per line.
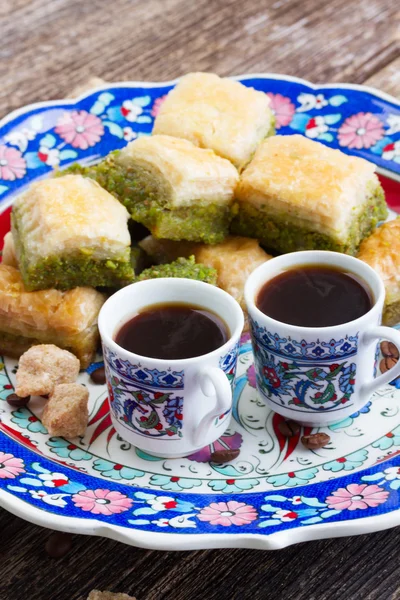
xmin=87 ymin=592 xmax=136 ymax=600
xmin=42 ymin=383 xmax=89 ymax=438
xmin=15 ymin=344 xmax=80 ymax=397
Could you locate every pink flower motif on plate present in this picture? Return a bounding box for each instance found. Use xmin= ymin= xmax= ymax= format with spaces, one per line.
xmin=337 ymin=112 xmax=384 ymax=149
xmin=326 ymin=483 xmax=389 ymax=511
xmin=266 ymin=93 xmax=296 ymax=129
xmin=0 ymin=451 xmax=25 ymax=479
xmin=0 ymin=146 xmax=26 ymax=181
xmin=71 ymin=488 xmax=133 ymax=515
xmin=151 ymin=95 xmax=167 ymax=117
xmin=55 ymin=110 xmax=104 ymax=150
xmin=197 ymin=500 xmax=258 ymax=526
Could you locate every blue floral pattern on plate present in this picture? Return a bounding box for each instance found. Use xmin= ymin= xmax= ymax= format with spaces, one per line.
xmin=0 ymin=75 xmax=400 ymax=549
xmin=0 ymin=75 xmax=399 ymax=207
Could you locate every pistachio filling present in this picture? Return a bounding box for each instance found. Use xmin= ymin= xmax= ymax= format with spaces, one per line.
xmin=136 ymin=255 xmax=218 ymax=285
xmin=12 ymin=212 xmax=134 ymax=291
xmin=231 ymin=183 xmax=387 ymax=256
xmin=0 ymin=327 xmax=98 ymax=368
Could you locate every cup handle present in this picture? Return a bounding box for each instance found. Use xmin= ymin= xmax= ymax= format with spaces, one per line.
xmin=192 ymin=367 xmax=232 ymax=448
xmin=361 ymin=326 xmax=400 ymax=399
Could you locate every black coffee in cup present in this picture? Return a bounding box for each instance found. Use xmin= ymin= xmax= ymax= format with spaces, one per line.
xmin=256 ymin=265 xmax=373 ymax=327
xmin=115 ymin=302 xmax=229 ymax=359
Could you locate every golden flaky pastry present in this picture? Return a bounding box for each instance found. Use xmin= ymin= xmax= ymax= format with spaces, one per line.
xmin=116 ymin=134 xmax=239 ymax=208
xmin=0 ymin=264 xmax=105 ymax=367
xmin=236 ymin=135 xmax=379 ymax=241
xmin=13 ymin=174 xmax=131 ymax=262
xmin=358 ymin=218 xmax=400 ymax=326
xmin=153 ymin=72 xmax=274 ymax=170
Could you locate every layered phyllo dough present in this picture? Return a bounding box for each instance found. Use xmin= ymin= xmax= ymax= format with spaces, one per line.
xmin=140 ymin=235 xmax=271 ymax=324
xmin=152 ymin=72 xmax=275 ymax=170
xmin=358 ymin=218 xmax=400 ymax=326
xmin=0 ymin=264 xmax=105 ymax=368
xmin=11 ymin=174 xmax=134 ymax=290
xmin=232 ymin=135 xmax=387 ymax=255
xmin=70 ymin=135 xmax=239 ymax=244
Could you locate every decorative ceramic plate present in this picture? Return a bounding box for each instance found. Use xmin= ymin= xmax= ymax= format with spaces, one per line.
xmin=0 ymin=75 xmax=400 ymax=550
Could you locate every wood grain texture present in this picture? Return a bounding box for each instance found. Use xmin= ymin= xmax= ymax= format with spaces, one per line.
xmin=1 ymin=508 xmax=400 ymax=600
xmin=0 ymin=0 xmax=399 ymax=120
xmin=1 ymin=1 xmax=400 ymax=599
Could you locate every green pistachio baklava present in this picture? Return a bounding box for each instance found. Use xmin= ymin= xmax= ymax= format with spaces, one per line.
xmin=152 ymin=72 xmax=275 ymax=170
xmin=358 ymin=218 xmax=400 ymax=326
xmin=66 ymin=135 xmax=239 ymax=244
xmin=232 ymin=135 xmax=388 ymax=255
xmin=11 ymin=174 xmax=134 ymax=290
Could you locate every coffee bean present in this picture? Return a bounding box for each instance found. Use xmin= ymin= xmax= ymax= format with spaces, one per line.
xmin=380 ymin=356 xmax=398 ymax=373
xmin=45 ymin=531 xmax=73 ymax=559
xmin=6 ymin=393 xmax=30 ymax=408
xmin=301 ymin=432 xmax=330 ymax=450
xmin=90 ymin=366 xmax=106 ymax=385
xmin=210 ymin=448 xmax=240 ymax=463
xmin=278 ymin=420 xmax=300 ymax=437
xmin=381 ymin=341 xmax=399 ymax=360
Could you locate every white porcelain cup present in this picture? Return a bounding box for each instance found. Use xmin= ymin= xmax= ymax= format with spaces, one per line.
xmin=244 ymin=250 xmax=400 ymax=426
xmin=98 ymin=278 xmax=244 ymax=457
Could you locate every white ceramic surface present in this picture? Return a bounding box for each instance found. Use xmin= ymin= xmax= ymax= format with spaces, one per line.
xmin=99 ymin=278 xmax=244 ymax=457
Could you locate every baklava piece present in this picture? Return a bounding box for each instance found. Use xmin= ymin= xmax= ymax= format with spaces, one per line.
xmin=42 ymin=383 xmax=89 ymax=438
xmin=358 ymin=218 xmax=400 ymax=326
xmin=1 ymin=232 xmax=18 ymax=267
xmin=0 ymin=265 xmax=105 ymax=368
xmin=152 ymin=72 xmax=275 ymax=170
xmin=232 ymin=135 xmax=387 ymax=255
xmin=16 ymin=345 xmax=80 ymax=397
xmin=12 ymin=174 xmax=133 ymax=290
xmin=67 ymin=135 xmax=238 ymax=244
xmin=140 ymin=235 xmax=271 ymax=316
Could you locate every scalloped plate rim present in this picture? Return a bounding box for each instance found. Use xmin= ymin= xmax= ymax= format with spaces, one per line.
xmin=1 ymin=73 xmax=400 ymax=550
xmin=2 ymin=483 xmax=400 ymax=550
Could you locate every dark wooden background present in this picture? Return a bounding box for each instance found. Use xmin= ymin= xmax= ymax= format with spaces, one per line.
xmin=1 ymin=1 xmax=399 ymax=599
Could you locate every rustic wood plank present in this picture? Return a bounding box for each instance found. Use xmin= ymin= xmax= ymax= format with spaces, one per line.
xmin=0 ymin=0 xmax=398 ymax=118
xmin=1 ymin=507 xmax=400 ymax=600
xmin=364 ymin=56 xmax=400 ymax=98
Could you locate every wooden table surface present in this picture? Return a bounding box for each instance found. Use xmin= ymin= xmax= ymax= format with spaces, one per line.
xmin=1 ymin=1 xmax=399 ymax=599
